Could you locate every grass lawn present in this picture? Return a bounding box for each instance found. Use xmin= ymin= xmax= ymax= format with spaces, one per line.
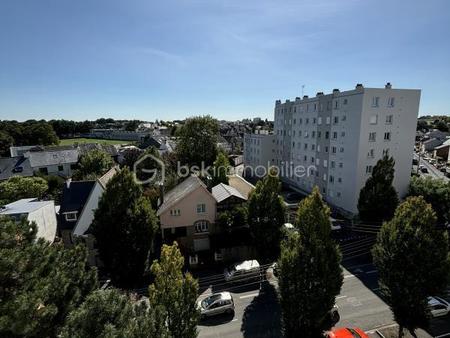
xmin=59 ymin=138 xmax=136 ymax=146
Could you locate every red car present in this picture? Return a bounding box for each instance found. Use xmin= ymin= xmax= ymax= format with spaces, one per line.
xmin=325 ymin=327 xmax=369 ymax=338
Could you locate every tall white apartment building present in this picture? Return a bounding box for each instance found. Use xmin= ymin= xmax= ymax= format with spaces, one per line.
xmin=243 ymin=130 xmax=276 ymax=176
xmin=274 ymin=83 xmax=420 ymax=214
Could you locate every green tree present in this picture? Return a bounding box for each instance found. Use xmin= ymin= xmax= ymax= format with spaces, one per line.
xmin=0 ymin=130 xmax=14 ymax=156
xmin=372 ymin=196 xmax=450 ymax=337
xmin=278 ymin=187 xmax=343 ymax=338
xmin=61 ymin=289 xmax=167 ymax=338
xmin=0 ymin=216 xmax=98 ymax=337
xmin=92 ymin=167 xmax=158 ymax=287
xmin=149 ymin=242 xmax=199 ymax=338
xmin=176 ymin=115 xmax=219 ymax=167
xmin=409 ymin=176 xmax=450 ymax=225
xmin=357 ymin=155 xmax=399 ymax=223
xmin=248 ymin=170 xmax=285 ymax=261
xmin=75 ymin=149 xmax=114 ymax=179
xmin=211 ymin=152 xmax=230 ymax=186
xmin=0 ymin=176 xmax=48 ymax=204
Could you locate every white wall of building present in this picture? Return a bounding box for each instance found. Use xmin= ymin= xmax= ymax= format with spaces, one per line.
xmin=272 ymin=84 xmax=420 ymax=214
xmin=27 ymin=202 xmax=57 ymax=242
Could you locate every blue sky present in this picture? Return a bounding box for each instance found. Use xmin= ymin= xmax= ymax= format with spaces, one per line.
xmin=0 ymin=0 xmax=449 ymax=121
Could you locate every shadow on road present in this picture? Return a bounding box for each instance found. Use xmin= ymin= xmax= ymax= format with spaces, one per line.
xmin=199 ymin=312 xmax=235 ymax=327
xmin=240 ymin=282 xmax=282 ymax=338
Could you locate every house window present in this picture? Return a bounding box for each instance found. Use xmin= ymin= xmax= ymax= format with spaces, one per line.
xmin=386 ymin=115 xmax=393 ymax=124
xmin=331 ymin=161 xmax=335 ymax=168
xmin=333 ymin=132 xmax=337 ymax=139
xmin=65 ymin=212 xmax=78 ymax=222
xmin=372 ymin=97 xmax=380 ymax=107
xmin=170 ymin=209 xmax=181 ymax=216
xmin=332 ymin=146 xmax=337 ymax=154
xmin=318 ymin=117 xmax=322 ymax=125
xmin=334 ymin=101 xmax=339 ymax=109
xmin=58 ymin=165 xmax=64 ymax=172
xmin=388 ymin=97 xmax=395 ymax=107
xmin=384 ymin=132 xmax=391 ymax=141
xmin=323 ymin=160 xmax=328 ymax=168
xmin=329 ymin=175 xmax=334 ymax=183
xmin=370 ymin=115 xmax=378 ymax=124
xmin=369 ymin=132 xmax=376 ymax=142
xmin=383 ymin=148 xmax=390 ymax=156
xmin=197 ymin=204 xmax=206 ymax=213
xmin=326 ymin=117 xmax=331 ymax=124
xmin=194 ymin=220 xmax=209 ymax=233
xmin=368 ymin=149 xmax=375 ymax=158
xmin=366 ymin=165 xmax=373 ymax=174
xmin=325 ymin=131 xmax=330 ymax=139
xmin=334 ymin=116 xmax=339 ymax=124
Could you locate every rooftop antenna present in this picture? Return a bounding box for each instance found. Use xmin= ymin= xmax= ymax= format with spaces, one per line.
xmin=301 ymin=85 xmax=305 ymax=97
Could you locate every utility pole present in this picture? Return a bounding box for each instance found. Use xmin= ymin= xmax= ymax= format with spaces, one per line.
xmin=301 ymin=85 xmax=305 ymax=97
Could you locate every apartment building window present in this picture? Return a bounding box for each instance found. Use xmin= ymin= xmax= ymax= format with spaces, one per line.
xmin=294 ymin=107 xmax=297 ymax=113
xmin=339 ymin=162 xmax=343 ymax=168
xmin=372 ymin=97 xmax=380 ymax=107
xmin=299 ymin=118 xmax=303 ymax=124
xmin=331 ymin=161 xmax=335 ymax=168
xmin=312 ymin=131 xmax=316 ymax=138
xmin=323 ymin=173 xmax=327 ymax=181
xmin=318 ymin=117 xmax=322 ymax=125
xmin=338 ymin=177 xmax=342 ymax=183
xmin=195 ymin=220 xmax=209 ymax=233
xmin=323 ymin=160 xmax=328 ymax=168
xmin=369 ymin=132 xmax=377 ymax=142
xmin=368 ymin=149 xmax=375 ymax=158
xmin=58 ymin=165 xmax=64 ymax=172
xmin=329 ymin=175 xmax=334 ymax=183
xmin=311 ymin=157 xmax=315 ymax=163
xmin=306 ymin=118 xmax=309 ymax=124
xmin=325 ymin=146 xmax=329 ymax=153
xmin=332 ymin=146 xmax=336 ymax=154
xmin=197 ymin=204 xmax=206 ymax=213
xmin=316 ymin=158 xmax=320 ymax=166
xmin=366 ymin=165 xmax=373 ymax=174
xmin=325 ymin=131 xmax=329 ymax=139
xmin=334 ymin=116 xmax=339 ymax=124
xmin=333 ymin=132 xmax=338 ymax=139
xmin=384 ymin=132 xmax=391 ymax=141
xmin=343 ymin=98 xmax=348 ymax=105
xmin=293 ymin=130 xmax=296 ymax=137
xmin=334 ymin=101 xmax=339 ymax=109
xmin=313 ymin=118 xmax=317 ymax=124
xmin=342 ymin=115 xmax=347 ymax=121
xmin=314 ymin=103 xmax=317 ymax=111
xmin=388 ymin=97 xmax=395 ymax=107
xmin=293 ymin=119 xmax=296 ymax=125
xmin=326 ymin=117 xmax=331 ymax=124
xmin=292 ymin=142 xmax=295 ymax=148
xmin=341 ymin=131 xmax=346 ymax=137
xmin=386 ymin=115 xmax=393 ymax=124
xmin=299 ymin=131 xmax=302 ymax=137
xmin=370 ymin=114 xmax=378 ymax=124
xmin=383 ymin=148 xmax=390 ymax=156
xmin=306 ymin=104 xmax=310 ymax=112
xmin=311 ymin=144 xmax=315 ymax=150
xmin=318 ymin=131 xmax=321 ymax=138
xmin=317 ymin=145 xmax=321 ymax=152
xmin=304 ymin=143 xmax=308 ymax=150
xmin=340 ymin=147 xmax=344 ymax=153
xmin=327 ymin=101 xmax=331 ymax=110
xmin=304 ymin=155 xmax=308 ymax=161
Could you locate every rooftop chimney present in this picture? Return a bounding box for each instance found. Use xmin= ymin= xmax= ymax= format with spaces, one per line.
xmin=355 ymin=83 xmax=364 ymax=91
xmin=316 ymin=92 xmax=324 ymax=97
xmin=333 ymin=88 xmax=340 ymax=93
xmin=303 ymin=95 xmax=309 ymax=99
xmin=385 ymin=82 xmax=392 ymax=89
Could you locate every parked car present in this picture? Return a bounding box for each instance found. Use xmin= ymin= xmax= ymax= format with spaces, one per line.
xmin=286 ymin=192 xmax=303 ymax=203
xmin=421 ymin=167 xmax=429 ymax=173
xmin=224 ymin=260 xmax=261 ymax=283
xmin=428 ymin=296 xmax=450 ymax=318
xmin=197 ymin=292 xmax=235 ymax=319
xmin=325 ymin=328 xmax=368 ymax=338
xmin=412 ymin=158 xmax=419 ymax=165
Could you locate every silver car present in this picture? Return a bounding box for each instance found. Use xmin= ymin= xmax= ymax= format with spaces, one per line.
xmin=198 ymin=292 xmax=235 ymax=319
xmin=428 ymin=296 xmax=450 ymax=318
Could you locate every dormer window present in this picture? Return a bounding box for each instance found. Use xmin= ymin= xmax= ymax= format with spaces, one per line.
xmin=65 ymin=211 xmax=78 ymax=222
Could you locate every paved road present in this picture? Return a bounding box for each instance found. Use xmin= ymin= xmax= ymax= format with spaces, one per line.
xmin=414 ymin=153 xmax=449 ymax=181
xmin=198 ymin=262 xmax=450 ymax=338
